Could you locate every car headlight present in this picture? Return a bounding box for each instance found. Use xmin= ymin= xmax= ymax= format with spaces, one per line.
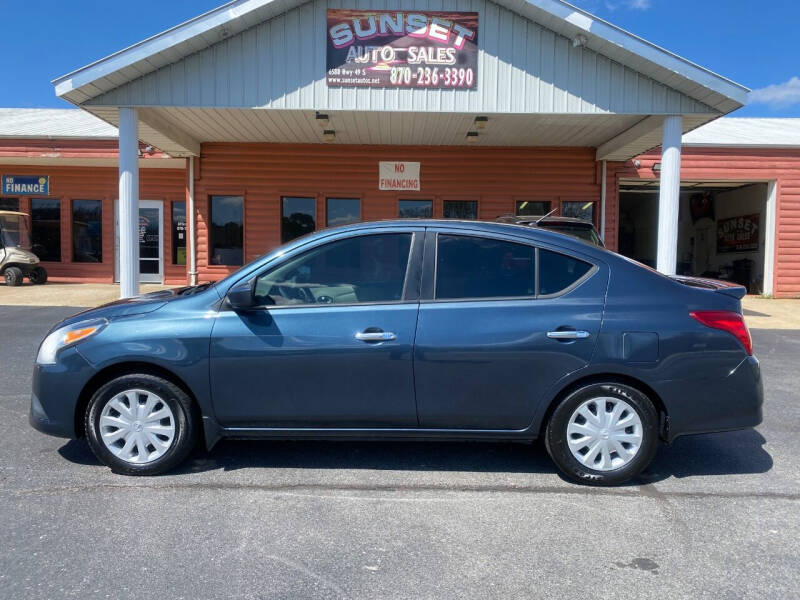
xmin=36 ymin=318 xmax=108 ymax=365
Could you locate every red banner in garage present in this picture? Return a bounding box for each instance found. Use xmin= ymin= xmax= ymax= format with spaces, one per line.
xmin=717 ymin=213 xmax=760 ymax=253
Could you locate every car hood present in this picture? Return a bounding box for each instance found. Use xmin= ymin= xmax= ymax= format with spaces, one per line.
xmin=55 ymin=285 xmax=216 ymax=329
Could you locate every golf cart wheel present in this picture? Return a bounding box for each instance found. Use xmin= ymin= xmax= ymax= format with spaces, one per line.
xmin=4 ymin=266 xmax=23 ymax=286
xmin=29 ymin=267 xmax=47 ymax=285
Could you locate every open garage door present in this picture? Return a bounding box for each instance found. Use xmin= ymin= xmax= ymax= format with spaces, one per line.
xmin=618 ymin=180 xmax=776 ymax=295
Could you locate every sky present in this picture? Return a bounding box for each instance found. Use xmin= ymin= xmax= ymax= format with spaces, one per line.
xmin=0 ymin=0 xmax=798 ymax=117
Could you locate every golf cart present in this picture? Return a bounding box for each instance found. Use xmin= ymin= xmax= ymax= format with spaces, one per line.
xmin=0 ymin=210 xmax=47 ymax=286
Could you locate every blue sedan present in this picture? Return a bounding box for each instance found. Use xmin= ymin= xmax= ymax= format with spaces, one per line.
xmin=30 ymin=220 xmax=763 ymax=485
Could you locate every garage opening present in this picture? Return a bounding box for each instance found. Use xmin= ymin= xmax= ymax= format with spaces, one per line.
xmin=618 ymin=180 xmax=774 ymax=294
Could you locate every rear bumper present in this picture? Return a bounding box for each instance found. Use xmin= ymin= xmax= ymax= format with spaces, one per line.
xmin=660 ymin=355 xmax=763 ymax=442
xmin=29 ymin=347 xmax=96 ymax=439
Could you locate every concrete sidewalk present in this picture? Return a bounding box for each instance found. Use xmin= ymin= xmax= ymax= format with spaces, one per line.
xmin=1 ymin=282 xmax=798 ymax=329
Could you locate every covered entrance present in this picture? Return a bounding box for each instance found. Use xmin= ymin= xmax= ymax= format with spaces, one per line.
xmin=618 ymin=180 xmax=775 ymax=294
xmin=115 ymin=199 xmax=164 ymax=284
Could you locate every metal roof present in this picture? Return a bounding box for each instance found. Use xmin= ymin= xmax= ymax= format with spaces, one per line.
xmin=0 ymin=108 xmax=118 ymax=139
xmin=682 ymin=118 xmax=800 ymax=148
xmin=53 ymin=0 xmax=748 ymax=113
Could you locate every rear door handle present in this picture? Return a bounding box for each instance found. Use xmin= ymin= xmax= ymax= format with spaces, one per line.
xmin=547 ymin=330 xmax=591 ymax=340
xmin=355 ymin=331 xmax=397 ymax=342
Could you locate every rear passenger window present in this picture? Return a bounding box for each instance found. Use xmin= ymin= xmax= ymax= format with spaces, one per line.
xmin=436 ymin=235 xmax=535 ymax=300
xmin=539 ymin=249 xmax=593 ymax=296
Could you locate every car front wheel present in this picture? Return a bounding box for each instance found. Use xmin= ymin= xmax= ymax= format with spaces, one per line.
xmin=545 ymin=382 xmax=659 ymax=486
xmin=85 ymin=374 xmax=198 ymax=475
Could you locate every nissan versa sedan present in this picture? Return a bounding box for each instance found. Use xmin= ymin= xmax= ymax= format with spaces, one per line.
xmin=30 ymin=220 xmax=763 ymax=485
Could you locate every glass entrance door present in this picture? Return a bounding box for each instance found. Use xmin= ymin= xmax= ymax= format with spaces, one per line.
xmin=115 ymin=199 xmax=164 ymax=284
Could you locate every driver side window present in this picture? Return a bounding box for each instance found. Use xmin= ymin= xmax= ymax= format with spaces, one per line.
xmin=254 ymin=233 xmax=413 ymax=306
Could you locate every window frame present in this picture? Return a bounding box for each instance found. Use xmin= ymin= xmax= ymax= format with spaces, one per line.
xmin=514 ymin=198 xmax=554 ymax=218
xmin=71 ymin=198 xmax=104 ymax=264
xmin=281 ymin=194 xmax=318 ymax=243
xmin=442 ymin=199 xmax=479 ymax=220
xmin=245 ymin=230 xmax=425 ymax=310
xmin=424 ymin=230 xmax=598 ymax=304
xmin=30 ymin=197 xmax=62 ymax=262
xmin=325 ymin=196 xmax=362 ymax=228
xmin=208 ymin=194 xmax=245 ymax=267
xmin=398 ymin=198 xmax=433 ymax=219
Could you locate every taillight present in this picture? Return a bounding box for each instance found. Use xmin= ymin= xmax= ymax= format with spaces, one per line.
xmin=690 ymin=310 xmax=753 ymax=355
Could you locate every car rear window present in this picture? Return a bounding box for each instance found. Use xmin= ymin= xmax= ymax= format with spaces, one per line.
xmin=538 ymin=249 xmax=593 ymax=296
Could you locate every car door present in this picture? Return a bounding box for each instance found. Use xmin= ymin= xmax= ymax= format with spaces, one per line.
xmin=209 ymin=229 xmax=424 ymax=428
xmin=413 ymin=229 xmax=608 ymax=430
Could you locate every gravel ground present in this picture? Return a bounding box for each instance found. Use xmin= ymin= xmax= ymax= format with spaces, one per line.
xmin=0 ymin=305 xmax=798 ymax=599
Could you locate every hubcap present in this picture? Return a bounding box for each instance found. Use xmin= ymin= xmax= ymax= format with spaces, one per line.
xmin=566 ymin=397 xmax=644 ymax=472
xmin=99 ymin=389 xmax=175 ymax=464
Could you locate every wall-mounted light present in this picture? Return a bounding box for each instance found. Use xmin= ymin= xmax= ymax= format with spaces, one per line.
xmin=474 ymin=116 xmax=488 ymax=130
xmin=652 ymin=162 xmax=662 ymax=172
xmin=316 ymin=112 xmax=330 ymax=129
xmin=466 ymin=131 xmax=479 ymax=143
xmin=323 ymin=130 xmax=336 ymax=142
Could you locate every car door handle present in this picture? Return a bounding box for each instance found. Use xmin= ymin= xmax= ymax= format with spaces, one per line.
xmin=547 ymin=330 xmax=591 ymax=340
xmin=355 ymin=331 xmax=397 ymax=342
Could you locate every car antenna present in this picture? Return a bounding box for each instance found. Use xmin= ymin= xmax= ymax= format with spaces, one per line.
xmin=535 ymin=208 xmax=558 ymax=225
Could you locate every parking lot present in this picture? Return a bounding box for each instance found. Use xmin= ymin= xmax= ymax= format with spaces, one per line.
xmin=1 ymin=302 xmax=799 ymax=599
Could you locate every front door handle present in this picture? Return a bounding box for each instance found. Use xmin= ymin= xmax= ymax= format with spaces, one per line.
xmin=547 ymin=330 xmax=591 ymax=340
xmin=355 ymin=331 xmax=397 ymax=342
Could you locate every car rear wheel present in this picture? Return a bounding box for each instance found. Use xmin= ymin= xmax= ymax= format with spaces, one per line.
xmin=4 ymin=266 xmax=23 ymax=286
xmin=545 ymin=382 xmax=659 ymax=486
xmin=85 ymin=374 xmax=198 ymax=476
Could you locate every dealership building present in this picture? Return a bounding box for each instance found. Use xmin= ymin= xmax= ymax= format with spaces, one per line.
xmin=1 ymin=0 xmax=799 ymax=297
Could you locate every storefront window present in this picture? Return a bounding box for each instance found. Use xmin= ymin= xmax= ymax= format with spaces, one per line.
xmin=72 ymin=199 xmax=102 ymax=263
xmin=31 ymin=198 xmax=61 ymax=262
xmin=516 ymin=200 xmax=552 ymax=216
xmin=561 ymin=201 xmax=596 ymax=223
xmin=398 ymin=200 xmax=432 ymax=219
xmin=209 ymin=196 xmax=244 ymax=266
xmin=443 ymin=200 xmax=478 ymax=220
xmin=172 ymin=201 xmax=186 ymax=265
xmin=326 ymin=198 xmax=361 ymax=227
xmin=282 ymin=197 xmax=316 ymax=243
xmin=0 ymin=197 xmax=19 ymax=211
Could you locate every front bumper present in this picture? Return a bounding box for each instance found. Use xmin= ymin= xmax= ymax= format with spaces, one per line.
xmin=660 ymin=355 xmax=764 ymax=442
xmin=29 ymin=347 xmax=96 ymax=439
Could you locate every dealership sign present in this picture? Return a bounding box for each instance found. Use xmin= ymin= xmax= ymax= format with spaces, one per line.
xmin=379 ymin=161 xmax=420 ymax=191
xmin=717 ymin=213 xmax=760 ymax=253
xmin=327 ymin=10 xmax=479 ymax=89
xmin=2 ymin=175 xmax=49 ymax=195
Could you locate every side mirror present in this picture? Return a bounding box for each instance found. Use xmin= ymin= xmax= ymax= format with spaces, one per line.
xmin=226 ymin=279 xmax=255 ymax=311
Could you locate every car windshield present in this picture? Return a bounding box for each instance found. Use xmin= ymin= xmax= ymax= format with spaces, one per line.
xmin=0 ymin=214 xmax=31 ymax=249
xmin=539 ymin=223 xmax=603 ymax=246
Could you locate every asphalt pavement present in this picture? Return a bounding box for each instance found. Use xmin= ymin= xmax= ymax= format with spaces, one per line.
xmin=1 ymin=305 xmax=798 ymax=599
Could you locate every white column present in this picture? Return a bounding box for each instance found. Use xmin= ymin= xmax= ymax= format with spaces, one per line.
xmin=187 ymin=157 xmax=198 ymax=286
xmin=657 ymin=116 xmax=682 ymax=275
xmin=118 ymin=108 xmax=140 ymax=298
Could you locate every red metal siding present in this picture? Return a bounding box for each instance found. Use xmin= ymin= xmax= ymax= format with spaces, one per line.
xmin=609 ymin=147 xmax=800 ymax=298
xmin=193 ymin=143 xmax=602 ymax=280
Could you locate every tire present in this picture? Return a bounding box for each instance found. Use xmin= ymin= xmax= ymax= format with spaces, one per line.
xmin=85 ymin=374 xmax=198 ymax=476
xmin=4 ymin=266 xmax=23 ymax=286
xmin=29 ymin=266 xmax=47 ymax=285
xmin=545 ymin=382 xmax=659 ymax=486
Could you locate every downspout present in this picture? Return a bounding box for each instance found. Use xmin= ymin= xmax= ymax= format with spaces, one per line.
xmin=187 ymin=157 xmax=198 ymax=286
xmin=600 ymin=160 xmax=607 ymax=243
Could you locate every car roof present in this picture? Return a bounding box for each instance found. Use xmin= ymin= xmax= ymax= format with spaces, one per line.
xmin=317 ymin=218 xmax=605 ymax=256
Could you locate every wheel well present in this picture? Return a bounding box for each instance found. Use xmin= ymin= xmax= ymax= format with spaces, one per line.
xmin=74 ymin=362 xmax=203 ymax=441
xmin=538 ymin=373 xmax=669 ymax=440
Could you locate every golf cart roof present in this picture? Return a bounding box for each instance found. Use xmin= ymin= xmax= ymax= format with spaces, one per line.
xmin=0 ymin=211 xmax=28 ymax=217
